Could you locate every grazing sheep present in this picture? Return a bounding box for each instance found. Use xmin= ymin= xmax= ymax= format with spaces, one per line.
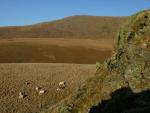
xmin=59 ymin=81 xmax=66 ymax=89
xmin=38 ymin=89 xmax=45 ymax=95
xmin=19 ymin=92 xmax=26 ymax=99
xmin=35 ymin=87 xmax=40 ymax=91
xmin=56 ymin=88 xmax=61 ymax=91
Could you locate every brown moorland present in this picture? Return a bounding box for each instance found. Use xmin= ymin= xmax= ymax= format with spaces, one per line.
xmin=0 ymin=38 xmax=113 ymax=63
xmin=0 ymin=16 xmax=128 ymax=39
xmin=0 ymin=15 xmax=127 ymax=113
xmin=0 ymin=63 xmax=95 ymax=113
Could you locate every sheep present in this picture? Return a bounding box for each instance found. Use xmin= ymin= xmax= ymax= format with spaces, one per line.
xmin=56 ymin=88 xmax=61 ymax=91
xmin=35 ymin=86 xmax=46 ymax=95
xmin=35 ymin=87 xmax=40 ymax=91
xmin=38 ymin=89 xmax=45 ymax=95
xmin=19 ymin=92 xmax=26 ymax=99
xmin=59 ymin=81 xmax=66 ymax=89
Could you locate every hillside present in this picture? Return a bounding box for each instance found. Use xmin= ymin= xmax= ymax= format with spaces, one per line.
xmin=0 ymin=16 xmax=128 ymax=39
xmin=48 ymin=9 xmax=150 ymax=113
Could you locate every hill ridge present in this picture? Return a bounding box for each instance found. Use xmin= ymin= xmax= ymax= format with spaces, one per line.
xmin=0 ymin=15 xmax=128 ymax=39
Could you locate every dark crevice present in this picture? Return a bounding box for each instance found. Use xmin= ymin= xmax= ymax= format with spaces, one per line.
xmin=89 ymin=87 xmax=150 ymax=113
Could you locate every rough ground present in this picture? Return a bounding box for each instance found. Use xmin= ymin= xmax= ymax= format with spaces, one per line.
xmin=0 ymin=63 xmax=95 ymax=113
xmin=52 ymin=9 xmax=150 ymax=113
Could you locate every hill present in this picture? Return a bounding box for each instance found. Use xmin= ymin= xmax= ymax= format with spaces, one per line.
xmin=0 ymin=16 xmax=128 ymax=39
xmin=49 ymin=9 xmax=150 ymax=113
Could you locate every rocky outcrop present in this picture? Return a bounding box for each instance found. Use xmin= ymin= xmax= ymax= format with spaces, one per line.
xmin=49 ymin=9 xmax=150 ymax=113
xmin=106 ymin=9 xmax=150 ymax=93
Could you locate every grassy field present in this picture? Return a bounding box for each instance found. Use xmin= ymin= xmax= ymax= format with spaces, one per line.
xmin=0 ymin=63 xmax=95 ymax=113
xmin=0 ymin=38 xmax=113 ymax=63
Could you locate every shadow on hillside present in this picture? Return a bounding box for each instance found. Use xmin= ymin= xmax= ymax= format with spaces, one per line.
xmin=89 ymin=87 xmax=150 ymax=113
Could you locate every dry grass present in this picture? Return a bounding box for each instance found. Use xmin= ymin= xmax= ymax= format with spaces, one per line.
xmin=0 ymin=38 xmax=113 ymax=63
xmin=0 ymin=63 xmax=96 ymax=113
xmin=0 ymin=16 xmax=118 ymax=113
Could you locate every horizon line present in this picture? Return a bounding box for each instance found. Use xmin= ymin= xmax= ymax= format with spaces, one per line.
xmin=0 ymin=14 xmax=129 ymax=27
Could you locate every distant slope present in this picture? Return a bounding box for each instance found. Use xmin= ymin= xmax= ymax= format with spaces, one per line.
xmin=0 ymin=15 xmax=128 ymax=39
xmin=0 ymin=38 xmax=112 ymax=63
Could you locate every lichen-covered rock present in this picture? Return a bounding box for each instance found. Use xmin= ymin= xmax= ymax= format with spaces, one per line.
xmin=107 ymin=9 xmax=150 ymax=92
xmin=50 ymin=9 xmax=150 ymax=113
xmin=88 ymin=9 xmax=150 ymax=113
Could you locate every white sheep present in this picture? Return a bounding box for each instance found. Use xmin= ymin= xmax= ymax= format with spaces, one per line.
xmin=19 ymin=92 xmax=25 ymax=99
xmin=59 ymin=81 xmax=66 ymax=89
xmin=38 ymin=89 xmax=45 ymax=95
xmin=56 ymin=88 xmax=61 ymax=91
xmin=35 ymin=87 xmax=40 ymax=91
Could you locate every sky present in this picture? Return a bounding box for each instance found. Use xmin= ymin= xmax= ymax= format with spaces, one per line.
xmin=0 ymin=0 xmax=150 ymax=26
